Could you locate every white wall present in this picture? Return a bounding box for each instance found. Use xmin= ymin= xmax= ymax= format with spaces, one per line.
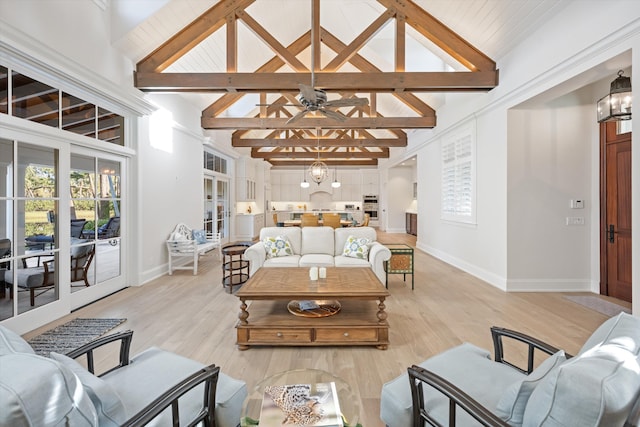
xmin=137 ymin=95 xmax=206 ymax=284
xmin=0 ymin=0 xmax=133 ymax=87
xmin=401 ymin=1 xmax=640 ymax=299
xmin=507 ymin=91 xmax=595 ymax=291
xmin=386 ymin=168 xmax=413 ymax=233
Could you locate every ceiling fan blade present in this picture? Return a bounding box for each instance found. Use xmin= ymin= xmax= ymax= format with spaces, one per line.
xmin=285 ymin=109 xmax=309 ymax=125
xmin=323 ymin=97 xmax=369 ymax=108
xmin=299 ymin=84 xmax=318 ymax=103
xmin=319 ymin=108 xmax=347 ymax=122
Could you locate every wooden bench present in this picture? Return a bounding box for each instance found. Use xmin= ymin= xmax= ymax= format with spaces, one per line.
xmin=166 ymin=223 xmax=221 ymax=275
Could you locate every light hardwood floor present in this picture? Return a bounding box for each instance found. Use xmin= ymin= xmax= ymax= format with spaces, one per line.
xmin=23 ymin=231 xmax=630 ymax=426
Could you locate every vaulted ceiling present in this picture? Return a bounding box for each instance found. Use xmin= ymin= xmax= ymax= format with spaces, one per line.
xmin=124 ymin=0 xmax=562 ymax=166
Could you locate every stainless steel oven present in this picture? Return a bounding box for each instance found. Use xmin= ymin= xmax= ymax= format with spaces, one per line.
xmin=363 ymin=195 xmax=378 ymax=220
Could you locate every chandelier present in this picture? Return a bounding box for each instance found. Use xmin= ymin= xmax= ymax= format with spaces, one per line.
xmin=308 ymin=129 xmax=328 ymax=184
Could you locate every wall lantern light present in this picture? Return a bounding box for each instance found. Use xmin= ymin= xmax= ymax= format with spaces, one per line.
xmin=597 ymin=70 xmax=632 ymax=122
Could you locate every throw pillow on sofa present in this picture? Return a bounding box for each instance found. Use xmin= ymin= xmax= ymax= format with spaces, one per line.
xmin=263 ymin=235 xmax=293 ymax=258
xmin=343 ymin=235 xmax=370 ymax=259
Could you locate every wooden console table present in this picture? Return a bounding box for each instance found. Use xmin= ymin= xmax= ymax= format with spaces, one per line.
xmin=235 ymin=267 xmax=390 ymax=350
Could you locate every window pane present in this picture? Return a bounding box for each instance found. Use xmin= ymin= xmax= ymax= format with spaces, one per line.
xmin=18 ymin=144 xmax=57 ymax=198
xmin=62 ymin=92 xmax=96 ymax=137
xmin=12 ymin=71 xmax=59 ymax=128
xmin=97 ymin=107 xmax=124 ymax=146
xmin=0 ymin=139 xmax=13 ymax=198
xmin=98 ymin=160 xmax=120 ymax=198
xmin=0 ymin=65 xmax=7 ymax=115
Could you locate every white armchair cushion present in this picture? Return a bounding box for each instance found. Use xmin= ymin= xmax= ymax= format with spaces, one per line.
xmin=523 ymin=313 xmax=640 ymax=427
xmin=0 ymin=353 xmax=98 ymax=426
xmin=495 ymin=350 xmax=566 ymax=426
xmin=50 ymin=352 xmax=126 ymax=427
xmin=342 ymin=235 xmax=370 ymax=259
xmin=263 ymin=235 xmax=294 ymax=258
xmin=0 ymin=325 xmax=35 ymax=355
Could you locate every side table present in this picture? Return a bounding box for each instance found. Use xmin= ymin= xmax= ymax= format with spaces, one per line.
xmin=383 ymin=243 xmax=414 ymax=290
xmin=221 ymin=241 xmax=252 ymax=293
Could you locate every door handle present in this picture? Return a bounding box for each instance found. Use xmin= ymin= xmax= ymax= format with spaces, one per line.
xmin=608 ymin=224 xmax=616 ymax=243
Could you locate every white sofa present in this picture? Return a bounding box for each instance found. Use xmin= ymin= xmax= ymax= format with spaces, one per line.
xmin=244 ymin=226 xmax=391 ymax=284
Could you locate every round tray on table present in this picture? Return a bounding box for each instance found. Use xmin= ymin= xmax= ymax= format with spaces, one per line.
xmin=287 ymin=300 xmax=341 ymax=317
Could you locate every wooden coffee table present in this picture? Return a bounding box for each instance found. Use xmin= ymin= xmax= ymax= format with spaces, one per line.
xmin=235 ymin=267 xmax=390 ymax=350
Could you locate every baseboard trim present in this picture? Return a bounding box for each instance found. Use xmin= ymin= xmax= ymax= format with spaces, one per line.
xmin=506 ymin=279 xmax=592 ymax=292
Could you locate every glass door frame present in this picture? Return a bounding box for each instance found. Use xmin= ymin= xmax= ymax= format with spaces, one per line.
xmin=68 ymin=145 xmax=128 ymax=311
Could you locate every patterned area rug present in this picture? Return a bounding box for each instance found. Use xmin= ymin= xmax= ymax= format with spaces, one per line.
xmin=564 ymin=295 xmax=631 ymax=317
xmin=28 ymin=318 xmax=126 ymax=357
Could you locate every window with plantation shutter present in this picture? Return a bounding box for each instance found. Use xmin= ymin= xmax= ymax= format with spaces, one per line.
xmin=441 ymin=124 xmax=476 ymax=224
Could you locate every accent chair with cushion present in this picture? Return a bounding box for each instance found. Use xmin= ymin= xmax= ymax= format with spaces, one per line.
xmin=4 ymin=238 xmax=95 ymax=306
xmin=380 ymin=312 xmax=640 ymax=426
xmin=0 ymin=325 xmax=247 ymax=427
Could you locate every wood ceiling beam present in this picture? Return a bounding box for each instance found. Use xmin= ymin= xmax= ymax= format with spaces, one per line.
xmin=377 ymin=0 xmax=495 ymax=71
xmin=135 ymin=70 xmax=497 ymax=92
xmin=236 ymin=9 xmax=307 ymax=72
xmin=136 ymin=0 xmax=255 ymax=72
xmin=202 ymin=116 xmax=434 ymax=129
xmin=202 ymin=31 xmax=311 ymax=117
xmin=395 ymin=13 xmax=405 ymax=72
xmin=320 ymin=28 xmax=436 ymax=117
xmin=232 ymin=137 xmax=407 ymax=147
xmin=323 ymin=9 xmax=396 ymax=72
xmin=252 ymin=149 xmax=389 ymax=159
xmin=226 ymin=13 xmax=237 ymax=72
xmin=269 ymin=159 xmax=378 ymax=166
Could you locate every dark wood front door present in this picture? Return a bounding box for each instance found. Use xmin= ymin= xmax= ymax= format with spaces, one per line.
xmin=600 ymin=121 xmax=632 ymax=302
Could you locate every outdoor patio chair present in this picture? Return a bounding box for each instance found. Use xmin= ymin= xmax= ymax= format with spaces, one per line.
xmin=70 ymin=219 xmax=87 ymax=238
xmin=4 ymin=240 xmax=95 ymax=305
xmin=82 ymin=216 xmax=120 ymax=245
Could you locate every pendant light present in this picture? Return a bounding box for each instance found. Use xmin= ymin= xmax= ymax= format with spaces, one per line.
xmin=597 ymin=70 xmax=632 ymax=122
xmin=331 ymin=167 xmax=341 ymax=188
xmin=300 ymin=160 xmax=310 ymax=188
xmin=308 ymin=128 xmax=328 ymax=185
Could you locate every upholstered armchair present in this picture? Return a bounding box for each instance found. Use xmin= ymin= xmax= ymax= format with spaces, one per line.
xmin=381 ymin=312 xmax=640 ymax=427
xmin=0 ymin=325 xmax=247 ymax=427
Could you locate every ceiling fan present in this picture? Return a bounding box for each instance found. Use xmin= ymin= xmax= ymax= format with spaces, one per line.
xmin=259 ymin=0 xmax=369 ymax=125
xmin=285 ymin=84 xmax=369 ymax=124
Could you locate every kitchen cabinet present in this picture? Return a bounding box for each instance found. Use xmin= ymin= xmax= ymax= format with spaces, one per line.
xmin=237 ymin=178 xmax=256 ymax=201
xmin=362 ymin=171 xmax=379 ymax=196
xmin=236 ymin=213 xmax=264 ymax=240
xmin=236 ymin=157 xmax=259 ymax=201
xmin=406 ymin=212 xmax=417 ymax=236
